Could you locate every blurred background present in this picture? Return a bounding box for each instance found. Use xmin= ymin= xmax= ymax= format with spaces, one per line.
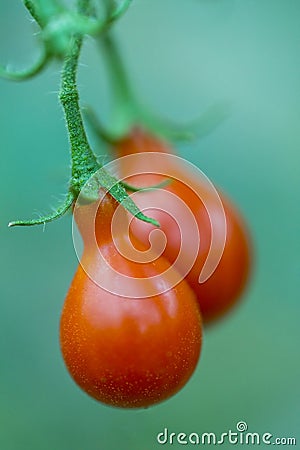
xmin=1 ymin=0 xmax=299 ymax=449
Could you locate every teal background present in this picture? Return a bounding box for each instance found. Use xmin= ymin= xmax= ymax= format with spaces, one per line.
xmin=1 ymin=1 xmax=299 ymax=449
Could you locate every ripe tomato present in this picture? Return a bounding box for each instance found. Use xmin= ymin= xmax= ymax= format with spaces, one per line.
xmin=115 ymin=128 xmax=251 ymax=323
xmin=60 ymin=191 xmax=202 ymax=408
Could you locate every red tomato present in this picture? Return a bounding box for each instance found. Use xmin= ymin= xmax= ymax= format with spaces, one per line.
xmin=60 ymin=191 xmax=202 ymax=408
xmin=115 ymin=128 xmax=251 ymax=323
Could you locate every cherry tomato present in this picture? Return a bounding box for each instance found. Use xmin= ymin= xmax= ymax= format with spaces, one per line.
xmin=60 ymin=192 xmax=202 ymax=408
xmin=115 ymin=128 xmax=251 ymax=323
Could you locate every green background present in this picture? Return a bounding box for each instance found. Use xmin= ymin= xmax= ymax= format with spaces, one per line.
xmin=1 ymin=1 xmax=299 ymax=449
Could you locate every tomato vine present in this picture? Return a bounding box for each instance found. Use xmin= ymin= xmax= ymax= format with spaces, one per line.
xmin=2 ymin=0 xmax=253 ymax=408
xmin=2 ymin=0 xmax=231 ymax=228
xmin=5 ymin=0 xmax=159 ymax=228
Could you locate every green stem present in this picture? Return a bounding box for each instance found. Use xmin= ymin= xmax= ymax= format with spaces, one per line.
xmin=0 ymin=1 xmax=47 ymax=82
xmin=105 ymin=0 xmax=133 ymax=27
xmin=59 ymin=30 xmax=99 ymax=195
xmin=9 ymin=0 xmax=160 ymax=228
xmin=0 ymin=50 xmax=48 ymax=81
xmin=99 ymin=32 xmax=138 ymax=135
xmin=83 ymin=106 xmax=116 ymax=143
xmin=23 ymin=0 xmax=43 ymax=26
xmin=33 ymin=0 xmax=64 ymax=26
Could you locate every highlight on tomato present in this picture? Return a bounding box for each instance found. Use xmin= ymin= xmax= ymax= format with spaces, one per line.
xmin=60 ymin=188 xmax=202 ymax=408
xmin=114 ymin=127 xmax=252 ymax=323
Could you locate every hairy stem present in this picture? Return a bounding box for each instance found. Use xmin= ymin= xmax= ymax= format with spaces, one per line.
xmin=59 ymin=27 xmax=99 ymax=195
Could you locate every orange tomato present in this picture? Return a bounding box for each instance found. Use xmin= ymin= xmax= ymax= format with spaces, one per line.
xmin=115 ymin=128 xmax=251 ymax=323
xmin=60 ymin=191 xmax=202 ymax=408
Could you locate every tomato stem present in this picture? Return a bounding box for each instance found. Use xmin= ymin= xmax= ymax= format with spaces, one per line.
xmin=97 ymin=32 xmax=197 ymax=141
xmin=97 ymin=21 xmax=231 ymax=143
xmin=23 ymin=0 xmax=43 ymax=26
xmin=59 ymin=28 xmax=100 ymax=196
xmin=7 ymin=0 xmax=160 ymax=228
xmin=0 ymin=1 xmax=46 ymax=81
xmin=103 ymin=0 xmax=133 ymax=28
xmin=99 ymin=32 xmax=138 ymax=137
xmin=0 ymin=50 xmax=49 ymax=82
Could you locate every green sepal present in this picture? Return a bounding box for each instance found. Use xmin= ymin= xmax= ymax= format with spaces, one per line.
xmin=0 ymin=50 xmax=48 ymax=82
xmin=8 ymin=192 xmax=74 ymax=227
xmin=121 ymin=179 xmax=172 ymax=192
xmin=79 ymin=168 xmax=160 ymax=227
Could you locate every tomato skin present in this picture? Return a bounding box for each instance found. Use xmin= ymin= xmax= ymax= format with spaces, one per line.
xmin=60 ymin=195 xmax=202 ymax=408
xmin=115 ymin=128 xmax=251 ymax=323
xmin=183 ymin=195 xmax=251 ymax=322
